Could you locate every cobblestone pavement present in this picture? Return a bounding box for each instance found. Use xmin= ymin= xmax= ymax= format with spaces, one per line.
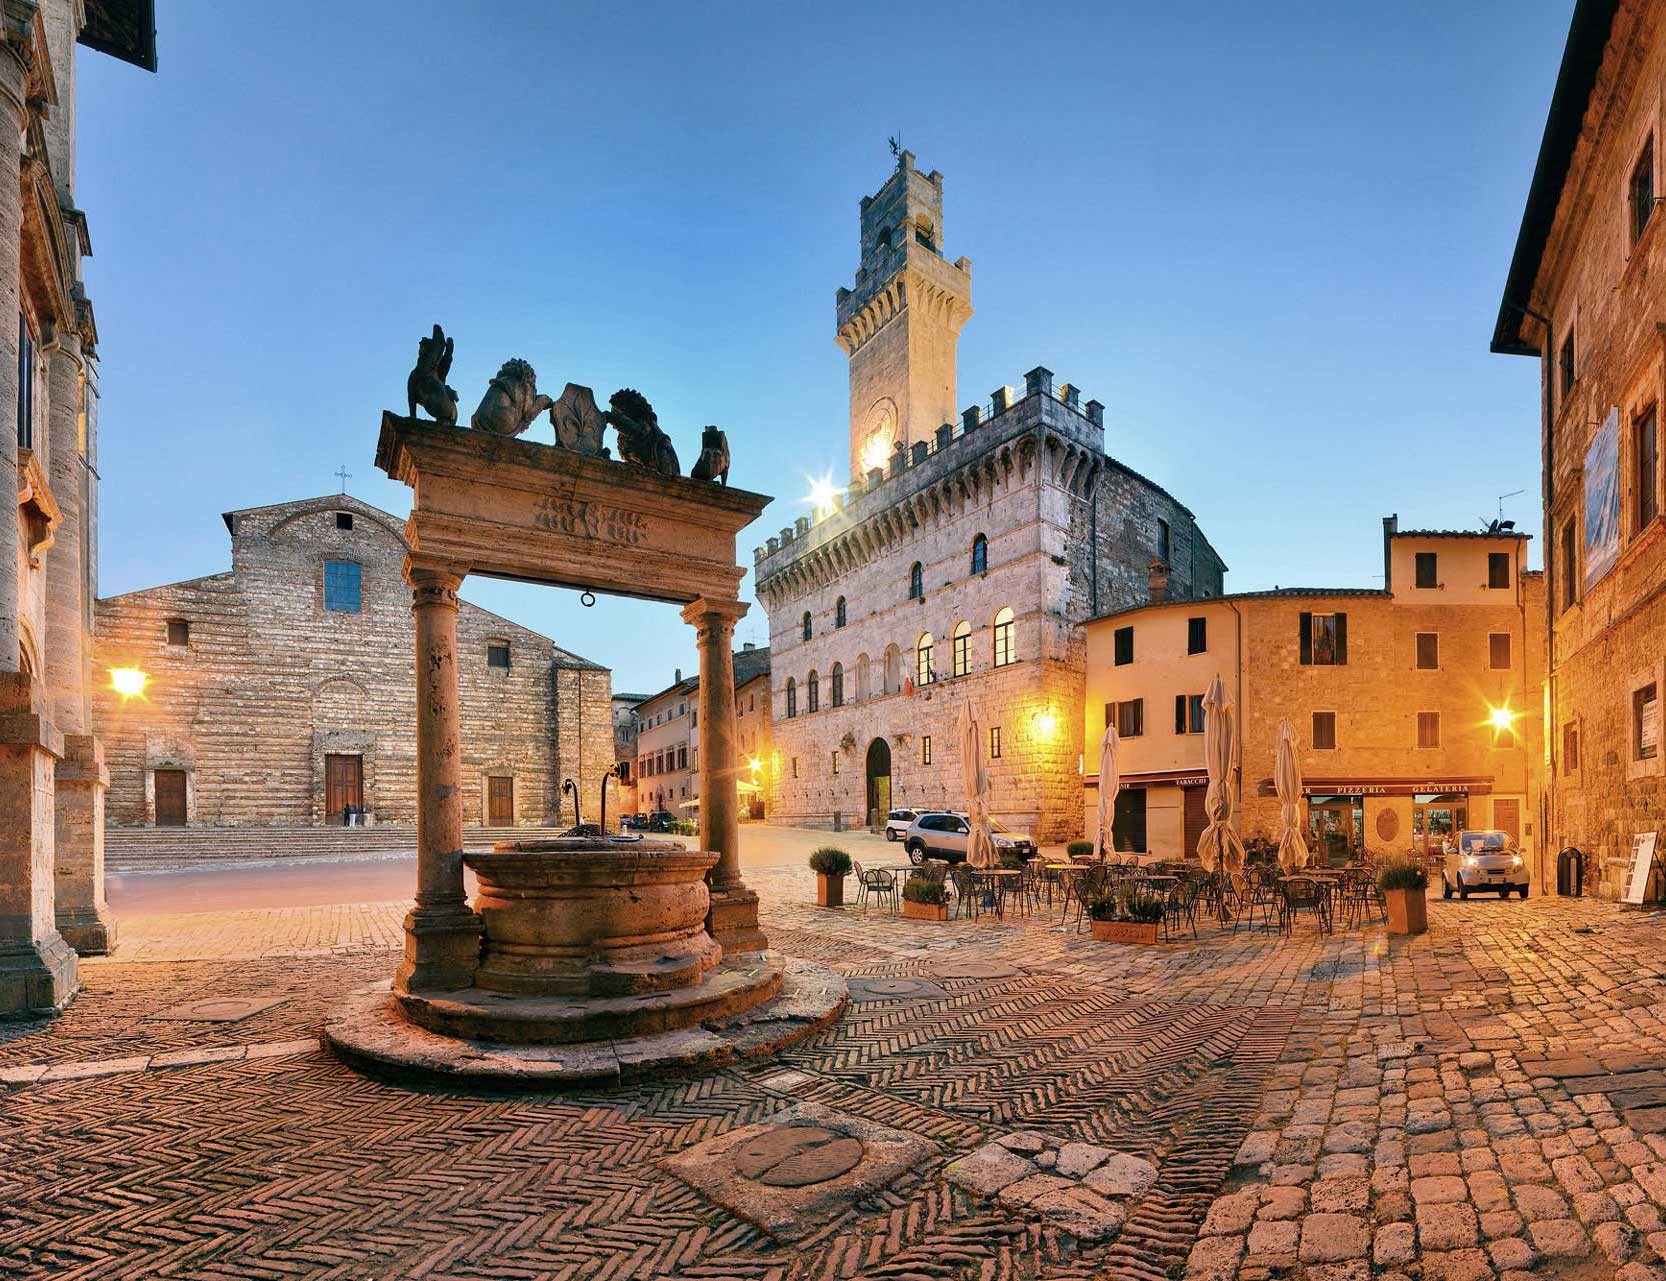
xmin=3 ymin=865 xmax=1666 ymax=1281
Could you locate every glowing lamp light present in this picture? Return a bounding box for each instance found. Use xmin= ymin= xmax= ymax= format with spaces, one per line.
xmin=1489 ymin=706 xmax=1515 ymax=732
xmin=1033 ymin=710 xmax=1059 ymax=740
xmin=748 ymin=756 xmax=761 ymax=775
xmin=109 ymin=667 xmax=148 ymax=700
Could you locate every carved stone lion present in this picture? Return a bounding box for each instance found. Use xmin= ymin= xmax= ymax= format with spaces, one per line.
xmin=406 ymin=324 xmax=458 ymax=425
xmin=471 ymin=358 xmax=555 ymax=437
xmin=602 ymin=388 xmax=680 ymax=476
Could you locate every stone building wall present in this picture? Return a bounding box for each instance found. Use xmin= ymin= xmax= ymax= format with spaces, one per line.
xmin=634 ymin=678 xmax=696 ymax=815
xmin=90 ymin=495 xmax=612 ymax=829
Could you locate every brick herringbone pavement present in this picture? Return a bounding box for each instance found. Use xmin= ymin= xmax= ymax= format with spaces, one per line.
xmin=4 ymin=866 xmax=1665 ymax=1280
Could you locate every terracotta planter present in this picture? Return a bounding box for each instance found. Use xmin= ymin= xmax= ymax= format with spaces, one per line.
xmin=1384 ymin=886 xmax=1428 ymax=935
xmin=1091 ymin=919 xmax=1160 ymax=944
xmin=902 ymin=899 xmax=949 ymax=921
xmin=815 ymin=873 xmax=845 ymax=908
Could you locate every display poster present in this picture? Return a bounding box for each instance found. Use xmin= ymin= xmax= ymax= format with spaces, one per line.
xmin=1623 ymin=831 xmax=1659 ymax=905
xmin=1585 ymin=407 xmax=1622 ymax=590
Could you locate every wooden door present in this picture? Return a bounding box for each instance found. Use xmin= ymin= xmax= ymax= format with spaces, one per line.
xmin=1182 ymin=786 xmax=1208 ymax=861
xmin=1494 ymin=798 xmax=1521 ymax=843
xmin=325 ymin=754 xmax=363 ymax=822
xmin=487 ymin=775 xmax=514 ymax=825
xmin=154 ymin=769 xmax=187 ymax=827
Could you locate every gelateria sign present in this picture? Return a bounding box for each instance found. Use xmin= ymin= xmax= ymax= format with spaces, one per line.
xmin=1301 ymin=778 xmax=1492 ymax=797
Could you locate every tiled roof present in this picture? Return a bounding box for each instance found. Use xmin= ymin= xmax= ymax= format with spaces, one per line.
xmin=1390 ymin=529 xmax=1532 ymax=540
xmin=1086 ymin=587 xmax=1389 ymax=627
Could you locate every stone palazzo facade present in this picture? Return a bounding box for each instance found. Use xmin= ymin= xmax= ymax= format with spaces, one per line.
xmin=1494 ymin=0 xmax=1666 ymax=896
xmin=756 ymin=155 xmax=1224 ymax=841
xmin=0 ymin=1 xmax=153 ymax=1015
xmin=90 ymin=495 xmax=613 ymax=831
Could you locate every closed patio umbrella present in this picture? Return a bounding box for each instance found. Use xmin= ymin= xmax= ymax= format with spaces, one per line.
xmin=1198 ymin=674 xmax=1246 ymax=877
xmin=1275 ymin=718 xmax=1310 ymax=872
xmin=1094 ymin=722 xmax=1120 ymax=862
xmin=957 ymin=699 xmax=997 ymax=869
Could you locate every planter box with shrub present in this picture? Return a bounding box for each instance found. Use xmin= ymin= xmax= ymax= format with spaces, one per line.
xmin=1376 ymin=854 xmax=1428 ymax=935
xmin=1086 ymin=886 xmax=1165 ymax=944
xmin=902 ymin=875 xmax=949 ymax=922
xmin=808 ymin=847 xmax=852 ymax=909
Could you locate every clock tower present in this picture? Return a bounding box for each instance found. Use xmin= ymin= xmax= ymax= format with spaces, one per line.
xmin=835 ymin=152 xmax=973 ymax=483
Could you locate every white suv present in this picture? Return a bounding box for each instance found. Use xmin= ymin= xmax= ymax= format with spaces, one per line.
xmin=903 ymin=812 xmax=1037 ymax=864
xmin=883 ymin=809 xmax=919 ymax=841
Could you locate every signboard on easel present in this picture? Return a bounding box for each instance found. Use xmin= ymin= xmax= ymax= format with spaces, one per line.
xmin=1623 ymin=831 xmax=1659 ymax=905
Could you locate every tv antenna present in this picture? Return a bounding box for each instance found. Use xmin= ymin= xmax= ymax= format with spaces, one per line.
xmin=1482 ymin=488 xmax=1525 ymax=534
xmin=888 ymin=133 xmax=902 ymax=164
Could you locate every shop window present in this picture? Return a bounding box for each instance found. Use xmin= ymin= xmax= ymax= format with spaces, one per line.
xmin=1106 ymin=699 xmax=1144 ymax=738
xmin=1559 ymin=329 xmax=1576 ymax=400
xmin=916 ymin=632 xmax=935 ymax=685
xmin=1174 ymin=693 xmax=1204 ymax=734
xmin=1187 ymin=617 xmax=1207 ymax=654
xmin=807 ymin=670 xmax=819 ymax=712
xmin=908 ymin=562 xmax=923 ymax=600
xmin=1635 ymin=405 xmax=1658 ymax=531
xmin=971 ymin=533 xmax=987 ymax=575
xmin=165 ymin=618 xmax=189 ymax=646
xmin=336 ymin=512 xmax=354 ymax=530
xmin=952 ymin=621 xmax=971 ymax=676
xmin=323 ymin=560 xmax=361 ymax=613
xmin=830 ymin=663 xmax=844 ymax=707
xmin=993 ymin=607 xmax=1016 ymax=667
xmin=1312 ymin=711 xmax=1337 ymax=750
xmin=989 ymin=726 xmax=1002 ymax=758
xmin=1299 ymin=612 xmax=1346 ymax=665
xmin=1560 ymin=518 xmax=1579 ymax=610
xmin=1415 ymin=632 xmax=1438 ymax=670
xmin=1113 ymin=625 xmax=1134 ymax=666
xmin=835 ymin=596 xmax=846 ymax=628
xmin=1489 ymin=633 xmax=1511 ymax=670
xmin=1635 ymin=682 xmax=1659 ymax=761
xmin=1417 ymin=712 xmax=1440 ymax=749
xmin=922 ymin=734 xmax=932 ymax=765
xmin=1488 ymin=552 xmax=1511 ymax=590
xmin=1632 ymin=134 xmax=1656 ymax=246
xmin=487 ymin=642 xmax=510 ymax=669
xmin=1415 ymin=552 xmax=1438 ymax=588
xmin=1563 ymin=722 xmax=1580 ymax=773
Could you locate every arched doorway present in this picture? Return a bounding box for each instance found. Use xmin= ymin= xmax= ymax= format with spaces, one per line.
xmin=865 ymin=737 xmax=892 ymax=827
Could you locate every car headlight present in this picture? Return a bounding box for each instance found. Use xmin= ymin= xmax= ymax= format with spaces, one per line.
xmin=1511 ymin=855 xmax=1523 ymax=869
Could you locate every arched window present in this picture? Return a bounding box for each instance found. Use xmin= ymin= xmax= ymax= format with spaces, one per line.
xmin=916 ymin=633 xmax=935 ymax=686
xmin=835 ymin=596 xmax=847 ymax=628
xmin=807 ymin=670 xmax=820 ymax=713
xmin=971 ymin=534 xmax=988 ymax=576
xmin=831 ymin=662 xmax=844 ymax=707
xmin=801 ymin=611 xmax=812 ymax=642
xmin=856 ymin=653 xmax=870 ymax=701
xmin=952 ymin=620 xmax=971 ymax=677
xmin=908 ymin=562 xmax=923 ymax=600
xmin=993 ymin=607 xmax=1016 ymax=667
xmin=883 ymin=644 xmax=901 ymax=694
xmin=785 ymin=677 xmax=797 ymax=718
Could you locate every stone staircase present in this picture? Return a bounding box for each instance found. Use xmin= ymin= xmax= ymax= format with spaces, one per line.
xmin=105 ymin=826 xmax=538 ymax=873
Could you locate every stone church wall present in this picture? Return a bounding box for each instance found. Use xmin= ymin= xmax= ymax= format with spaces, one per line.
xmin=91 ymin=496 xmax=612 ymax=829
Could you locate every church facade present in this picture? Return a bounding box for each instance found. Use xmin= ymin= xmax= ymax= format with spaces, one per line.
xmin=755 ymin=154 xmax=1225 ymax=841
xmin=91 ymin=495 xmax=614 ymax=830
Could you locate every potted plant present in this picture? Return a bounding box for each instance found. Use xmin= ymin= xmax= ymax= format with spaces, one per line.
xmin=808 ymin=847 xmax=852 ymax=908
xmin=1067 ymin=839 xmax=1096 ymax=860
xmin=1377 ymin=853 xmax=1428 ymax=933
xmin=901 ymin=875 xmax=949 ymax=921
xmin=1089 ymin=886 xmax=1165 ymax=943
xmin=1377 ymin=853 xmax=1428 ymax=935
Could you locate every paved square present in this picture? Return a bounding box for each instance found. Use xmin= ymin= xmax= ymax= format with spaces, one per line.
xmin=146 ymin=995 xmax=288 ymax=1022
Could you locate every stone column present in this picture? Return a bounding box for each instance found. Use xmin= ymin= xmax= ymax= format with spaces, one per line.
xmin=0 ymin=39 xmax=26 ymax=673
xmin=43 ymin=333 xmax=110 ymax=952
xmin=394 ymin=565 xmax=481 ymax=993
xmin=681 ymin=596 xmax=766 ymax=954
xmin=0 ymin=671 xmax=73 ymax=1013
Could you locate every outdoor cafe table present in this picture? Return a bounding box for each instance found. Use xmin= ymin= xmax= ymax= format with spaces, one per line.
xmin=972 ymin=867 xmax=1023 ymax=920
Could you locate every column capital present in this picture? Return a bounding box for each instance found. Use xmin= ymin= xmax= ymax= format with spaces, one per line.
xmin=679 ymin=597 xmax=749 ymax=632
xmin=406 ymin=561 xmax=465 ymax=610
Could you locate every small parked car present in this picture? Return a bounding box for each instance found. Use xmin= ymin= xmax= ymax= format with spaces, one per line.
xmin=1440 ymin=829 xmax=1530 ymax=900
xmin=903 ymin=811 xmax=1037 ymax=864
xmin=883 ymin=808 xmax=919 ymax=841
xmin=646 ymin=810 xmax=676 ymax=832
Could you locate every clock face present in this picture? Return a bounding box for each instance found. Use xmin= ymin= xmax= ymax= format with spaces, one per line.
xmin=860 ymin=397 xmax=898 ymax=472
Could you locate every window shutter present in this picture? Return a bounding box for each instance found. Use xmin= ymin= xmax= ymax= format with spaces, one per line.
xmin=1334 ymin=613 xmax=1348 ymax=664
xmin=1175 ymin=694 xmax=1186 ymax=734
xmin=1298 ymin=612 xmax=1312 ymax=665
xmin=1132 ymin=698 xmax=1145 ymax=736
xmin=1105 ymin=702 xmax=1114 ymax=731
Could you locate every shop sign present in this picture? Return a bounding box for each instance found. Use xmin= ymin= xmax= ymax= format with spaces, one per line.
xmin=1300 ymin=779 xmax=1491 ymax=797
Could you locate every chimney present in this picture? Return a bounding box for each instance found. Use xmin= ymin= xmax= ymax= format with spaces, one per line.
xmin=1382 ymin=514 xmax=1398 ymax=593
xmin=742 ymin=642 xmax=755 ymax=651
xmin=1147 ymin=558 xmax=1171 ymax=603
xmin=674 ymin=668 xmax=682 ymax=683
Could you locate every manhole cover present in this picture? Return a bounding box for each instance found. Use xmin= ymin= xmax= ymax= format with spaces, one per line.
xmin=846 ymin=977 xmax=946 ymax=1002
xmin=147 ymin=996 xmax=287 ymax=1023
xmin=733 ymin=1125 xmax=865 ymax=1187
xmin=930 ymin=960 xmax=1021 ymax=980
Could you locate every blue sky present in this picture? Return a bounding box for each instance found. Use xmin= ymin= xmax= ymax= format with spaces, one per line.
xmin=77 ymin=2 xmax=1567 ymax=695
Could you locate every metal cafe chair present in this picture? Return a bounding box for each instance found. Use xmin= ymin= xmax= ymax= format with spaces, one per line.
xmin=852 ymin=860 xmax=898 ymax=912
xmin=1279 ymin=876 xmax=1331 ymax=936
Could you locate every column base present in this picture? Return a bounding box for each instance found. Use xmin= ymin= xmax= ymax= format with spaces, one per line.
xmin=0 ymin=934 xmax=78 ymax=1017
xmin=393 ymin=904 xmax=483 ymax=994
xmin=57 ymin=906 xmax=116 ymax=956
xmin=709 ymin=883 xmax=767 ymax=956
